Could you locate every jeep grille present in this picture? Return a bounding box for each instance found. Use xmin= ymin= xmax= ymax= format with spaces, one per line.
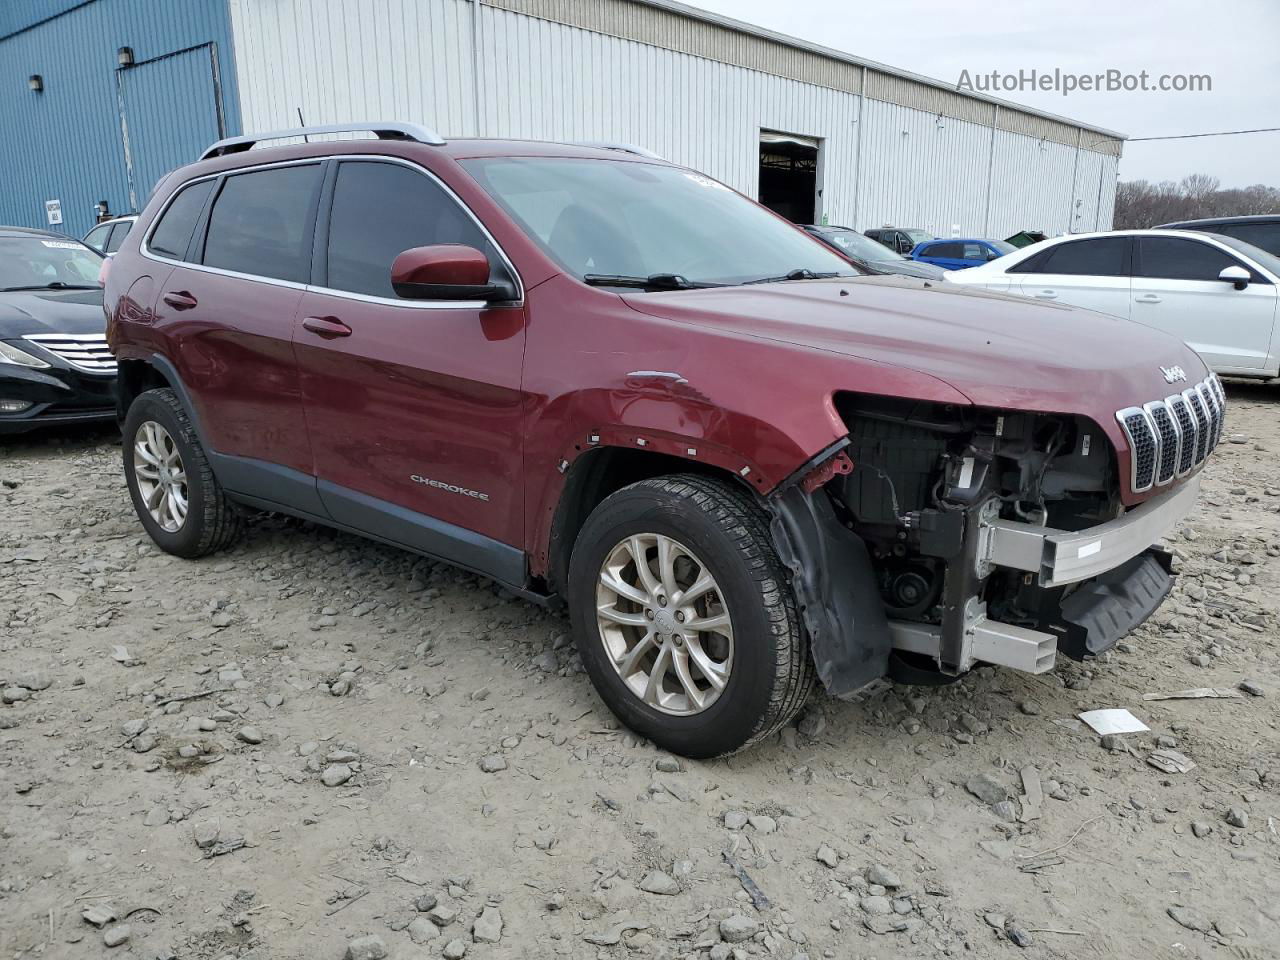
xmin=1116 ymin=374 xmax=1224 ymax=493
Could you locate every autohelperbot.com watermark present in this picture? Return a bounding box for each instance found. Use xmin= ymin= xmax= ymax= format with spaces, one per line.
xmin=957 ymin=68 xmax=1211 ymax=97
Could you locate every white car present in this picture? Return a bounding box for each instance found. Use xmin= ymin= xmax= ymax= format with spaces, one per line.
xmin=82 ymin=215 xmax=137 ymax=257
xmin=945 ymin=229 xmax=1280 ymax=377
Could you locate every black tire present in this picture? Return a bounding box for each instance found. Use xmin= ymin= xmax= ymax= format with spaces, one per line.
xmin=568 ymin=474 xmax=815 ymax=758
xmin=122 ymin=387 xmax=243 ymax=558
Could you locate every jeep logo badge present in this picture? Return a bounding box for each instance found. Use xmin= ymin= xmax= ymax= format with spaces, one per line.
xmin=1160 ymin=365 xmax=1188 ymax=384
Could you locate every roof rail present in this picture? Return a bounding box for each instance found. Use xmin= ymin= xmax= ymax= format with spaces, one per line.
xmin=200 ymin=121 xmax=446 ymax=161
xmin=568 ymin=140 xmax=665 ymax=160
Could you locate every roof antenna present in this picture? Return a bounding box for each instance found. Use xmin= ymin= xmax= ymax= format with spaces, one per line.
xmin=297 ymin=107 xmax=308 ymax=142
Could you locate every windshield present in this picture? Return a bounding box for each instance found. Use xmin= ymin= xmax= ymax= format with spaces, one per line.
xmin=1215 ymin=235 xmax=1280 ymax=278
xmin=904 ymin=229 xmax=934 ymax=246
xmin=0 ymin=237 xmax=102 ymax=290
xmin=819 ymin=229 xmax=906 ymax=262
xmin=461 ymin=157 xmax=858 ymax=286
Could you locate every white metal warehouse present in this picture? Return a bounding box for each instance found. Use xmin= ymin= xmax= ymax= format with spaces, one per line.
xmin=226 ymin=0 xmax=1123 ymax=238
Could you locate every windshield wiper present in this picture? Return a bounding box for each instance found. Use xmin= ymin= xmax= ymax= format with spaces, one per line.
xmin=2 ymin=282 xmax=100 ymax=292
xmin=582 ymin=273 xmax=720 ymax=291
xmin=741 ymin=268 xmax=844 ymax=285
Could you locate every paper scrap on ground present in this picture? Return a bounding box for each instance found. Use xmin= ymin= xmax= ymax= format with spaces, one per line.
xmin=1078 ymin=708 xmax=1149 ymax=736
xmin=1147 ymin=749 xmax=1196 ymax=774
xmin=1142 ymin=688 xmax=1242 ymax=701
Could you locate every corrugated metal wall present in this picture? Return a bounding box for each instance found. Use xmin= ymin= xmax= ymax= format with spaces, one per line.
xmin=228 ymin=0 xmax=1118 ymax=236
xmin=0 ymin=0 xmax=240 ymax=237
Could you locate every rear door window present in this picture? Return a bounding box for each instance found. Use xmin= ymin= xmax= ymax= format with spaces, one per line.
xmin=201 ymin=164 xmax=323 ymax=283
xmin=1018 ymin=237 xmax=1130 ymax=276
xmin=148 ymin=180 xmax=216 ymax=261
xmin=1136 ymin=237 xmax=1241 ymax=281
xmin=924 ymin=242 xmax=962 ymax=259
xmin=323 ymin=160 xmax=494 ymax=299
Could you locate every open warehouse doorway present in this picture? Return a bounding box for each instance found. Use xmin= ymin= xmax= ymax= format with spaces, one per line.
xmin=757 ymin=130 xmax=820 ymax=224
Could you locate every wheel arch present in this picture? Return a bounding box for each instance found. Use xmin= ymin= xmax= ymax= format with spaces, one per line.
xmin=542 ymin=444 xmax=758 ymax=597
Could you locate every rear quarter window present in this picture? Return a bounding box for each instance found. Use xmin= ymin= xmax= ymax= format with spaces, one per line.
xmin=148 ymin=181 xmax=215 ymax=260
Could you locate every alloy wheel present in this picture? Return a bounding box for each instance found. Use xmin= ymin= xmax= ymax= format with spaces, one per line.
xmin=595 ymin=532 xmax=734 ymax=715
xmin=133 ymin=420 xmax=189 ymax=533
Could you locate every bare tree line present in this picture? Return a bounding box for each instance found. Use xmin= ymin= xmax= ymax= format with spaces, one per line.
xmin=1114 ymin=174 xmax=1280 ymax=229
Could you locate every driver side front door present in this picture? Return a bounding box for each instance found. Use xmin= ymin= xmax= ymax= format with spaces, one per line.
xmin=292 ymin=158 xmax=529 ymax=585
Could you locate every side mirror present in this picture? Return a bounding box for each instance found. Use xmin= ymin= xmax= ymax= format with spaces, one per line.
xmin=1218 ymin=265 xmax=1250 ymax=290
xmin=390 ymin=244 xmax=516 ymax=302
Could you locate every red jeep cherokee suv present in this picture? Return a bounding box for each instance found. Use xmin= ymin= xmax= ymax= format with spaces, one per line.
xmin=106 ymin=122 xmax=1222 ymax=757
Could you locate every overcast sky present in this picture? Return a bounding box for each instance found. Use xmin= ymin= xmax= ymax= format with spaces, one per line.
xmin=696 ymin=0 xmax=1280 ymax=188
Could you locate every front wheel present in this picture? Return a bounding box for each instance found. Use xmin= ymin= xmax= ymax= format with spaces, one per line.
xmin=567 ymin=475 xmax=815 ymax=757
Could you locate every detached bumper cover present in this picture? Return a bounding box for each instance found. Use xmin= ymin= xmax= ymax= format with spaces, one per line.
xmin=980 ymin=477 xmax=1199 ymax=587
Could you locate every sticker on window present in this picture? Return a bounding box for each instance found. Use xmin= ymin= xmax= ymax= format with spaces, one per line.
xmin=682 ymin=173 xmax=729 ymax=191
xmin=40 ymin=240 xmax=81 ymax=250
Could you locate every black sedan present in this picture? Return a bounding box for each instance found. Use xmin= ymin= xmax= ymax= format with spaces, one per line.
xmin=0 ymin=227 xmax=117 ymax=434
xmin=802 ymin=225 xmax=949 ymax=280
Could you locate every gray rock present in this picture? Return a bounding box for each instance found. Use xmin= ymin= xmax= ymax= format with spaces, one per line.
xmin=655 ymin=757 xmax=684 ymax=773
xmin=237 ymin=725 xmax=264 ymax=745
xmin=1225 ymin=807 xmax=1248 ymax=829
xmin=414 ymin=893 xmax=439 ymax=912
xmin=748 ymin=814 xmax=777 ymax=834
xmin=407 ymin=916 xmax=440 ymax=943
xmin=860 ymin=896 xmax=893 ymax=915
xmin=103 ymin=923 xmax=131 ymax=948
xmin=478 ymin=754 xmax=507 ymax=773
xmin=723 ymin=810 xmax=749 ymax=830
xmin=344 ymin=934 xmax=388 ymax=960
xmin=719 ymin=914 xmax=761 ymax=943
xmin=1239 ymin=679 xmax=1265 ymax=697
xmin=443 ymin=940 xmax=467 ymax=960
xmin=321 ymin=764 xmax=353 ymax=787
xmin=330 ymin=678 xmax=351 ymax=696
xmin=797 ymin=711 xmax=826 ymax=738
xmin=1006 ymin=924 xmax=1033 ymax=948
xmin=143 ymin=806 xmax=169 ymax=827
xmin=639 ymin=870 xmax=680 ymax=895
xmin=2 ymin=686 xmax=31 ymax=704
xmin=472 ymin=906 xmax=503 ymax=943
xmin=965 ymin=775 xmax=1008 ymax=805
xmin=133 ymin=733 xmax=158 ymax=753
xmin=120 ymin=718 xmax=148 ymax=737
xmin=532 ymin=651 xmax=558 ymax=672
xmin=1017 ymin=700 xmax=1041 ymax=716
xmin=865 ymin=865 xmax=901 ymax=888
xmin=429 ymin=903 xmax=459 ymax=927
xmin=863 ymin=915 xmax=911 ymax=934
xmin=1190 ymin=820 xmax=1213 ymax=838
xmin=815 ymin=843 xmax=839 ymax=868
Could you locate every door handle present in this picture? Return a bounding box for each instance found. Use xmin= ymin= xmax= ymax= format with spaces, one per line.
xmin=1135 ymin=294 xmax=1162 ymax=304
xmin=1033 ymin=290 xmax=1057 ymax=300
xmin=302 ymin=315 xmax=353 ymax=339
xmin=162 ymin=290 xmax=197 ymax=310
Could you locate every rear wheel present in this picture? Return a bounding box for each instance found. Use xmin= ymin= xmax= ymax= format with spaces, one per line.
xmin=122 ymin=388 xmax=243 ymax=558
xmin=568 ymin=475 xmax=814 ymax=757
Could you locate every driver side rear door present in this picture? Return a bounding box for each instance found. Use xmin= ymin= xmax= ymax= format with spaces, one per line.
xmin=291 ymin=158 xmax=528 ymax=585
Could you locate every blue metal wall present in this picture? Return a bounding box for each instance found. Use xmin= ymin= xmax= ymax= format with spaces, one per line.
xmin=0 ymin=0 xmax=241 ymax=238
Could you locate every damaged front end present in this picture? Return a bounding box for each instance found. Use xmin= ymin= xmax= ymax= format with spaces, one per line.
xmin=770 ymin=393 xmax=1200 ymax=696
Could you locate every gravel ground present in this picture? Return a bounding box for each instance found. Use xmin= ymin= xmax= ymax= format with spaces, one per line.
xmin=2 ymin=383 xmax=1278 ymax=960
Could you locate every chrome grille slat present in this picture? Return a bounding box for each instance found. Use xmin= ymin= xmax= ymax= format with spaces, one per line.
xmin=22 ymin=333 xmax=117 ymax=374
xmin=1117 ymin=374 xmax=1222 ymax=493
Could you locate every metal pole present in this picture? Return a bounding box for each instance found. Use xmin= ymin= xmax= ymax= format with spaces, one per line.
xmin=851 ymin=65 xmax=866 ymax=228
xmin=1067 ymin=126 xmax=1082 ymax=232
xmin=982 ymin=103 xmax=998 ymax=236
xmin=471 ymin=0 xmax=483 ymax=137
